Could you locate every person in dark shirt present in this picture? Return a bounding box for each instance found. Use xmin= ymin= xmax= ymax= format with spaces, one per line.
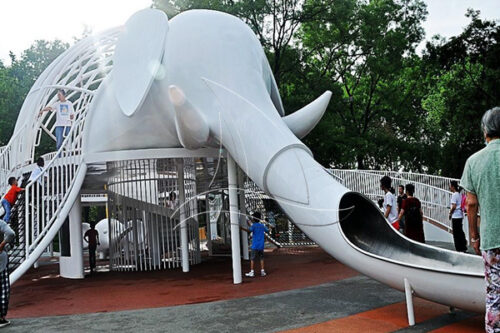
xmin=84 ymin=223 xmax=100 ymax=274
xmin=397 ymin=185 xmax=408 ymax=233
xmin=242 ymin=212 xmax=268 ymax=277
xmin=397 ymin=184 xmax=425 ymax=243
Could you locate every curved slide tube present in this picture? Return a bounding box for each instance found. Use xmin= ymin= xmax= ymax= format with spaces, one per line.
xmin=227 ymin=140 xmax=485 ymax=312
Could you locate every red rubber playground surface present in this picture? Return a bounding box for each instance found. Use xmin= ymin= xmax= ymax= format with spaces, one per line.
xmin=9 ymin=247 xmax=484 ymax=332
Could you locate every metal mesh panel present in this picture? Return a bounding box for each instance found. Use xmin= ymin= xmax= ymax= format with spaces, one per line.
xmin=244 ymin=181 xmax=315 ymax=247
xmin=107 ymin=158 xmax=200 ymax=271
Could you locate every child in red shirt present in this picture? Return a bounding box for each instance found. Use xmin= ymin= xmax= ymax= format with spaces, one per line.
xmin=1 ymin=177 xmax=24 ymax=223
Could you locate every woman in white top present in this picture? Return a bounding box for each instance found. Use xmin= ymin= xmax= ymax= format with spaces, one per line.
xmin=449 ymin=180 xmax=467 ymax=252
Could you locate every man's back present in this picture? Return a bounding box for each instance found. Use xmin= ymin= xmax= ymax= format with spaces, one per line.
xmin=461 ymin=140 xmax=500 ymax=250
xmin=84 ymin=229 xmax=99 ymax=248
xmin=250 ymin=223 xmax=268 ymax=250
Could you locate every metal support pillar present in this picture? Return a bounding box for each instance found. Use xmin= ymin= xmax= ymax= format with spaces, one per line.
xmin=178 ymin=159 xmax=189 ymax=273
xmin=238 ymin=167 xmax=249 ymax=260
xmin=404 ymin=278 xmax=415 ymax=326
xmin=228 ymin=155 xmax=242 ymax=284
xmin=59 ymin=194 xmax=84 ymax=279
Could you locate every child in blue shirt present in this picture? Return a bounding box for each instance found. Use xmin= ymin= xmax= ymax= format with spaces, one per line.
xmin=242 ymin=212 xmax=269 ymax=277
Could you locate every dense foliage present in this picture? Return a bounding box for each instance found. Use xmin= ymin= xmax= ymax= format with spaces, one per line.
xmin=0 ymin=2 xmax=498 ymax=178
xmin=0 ymin=40 xmax=68 ymax=147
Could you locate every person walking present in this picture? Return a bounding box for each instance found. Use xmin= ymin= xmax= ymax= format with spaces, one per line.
xmin=449 ymin=180 xmax=467 ymax=252
xmin=39 ymin=89 xmax=75 ymax=150
xmin=460 ymin=106 xmax=500 ymax=332
xmin=380 ymin=176 xmax=399 ymax=230
xmin=0 ymin=219 xmax=15 ymax=327
xmin=84 ymin=223 xmax=100 ymax=274
xmin=397 ymin=184 xmax=425 ymax=243
xmin=242 ymin=212 xmax=268 ymax=277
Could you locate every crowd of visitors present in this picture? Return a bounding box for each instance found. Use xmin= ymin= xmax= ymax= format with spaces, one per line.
xmin=377 ymin=106 xmax=500 ymax=332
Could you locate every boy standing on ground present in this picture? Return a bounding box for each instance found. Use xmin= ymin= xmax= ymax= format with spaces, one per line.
xmin=0 ymin=219 xmax=15 ymax=327
xmin=1 ymin=177 xmax=24 ymax=223
xmin=84 ymin=223 xmax=100 ymax=274
xmin=243 ymin=212 xmax=268 ymax=277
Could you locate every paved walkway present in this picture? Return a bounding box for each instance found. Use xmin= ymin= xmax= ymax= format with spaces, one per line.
xmin=5 ymin=247 xmax=485 ymax=332
xmin=3 ymin=276 xmax=481 ymax=332
xmin=9 ymin=247 xmax=357 ymax=318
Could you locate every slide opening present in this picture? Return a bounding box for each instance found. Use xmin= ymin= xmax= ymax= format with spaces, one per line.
xmin=338 ymin=192 xmax=481 ymax=274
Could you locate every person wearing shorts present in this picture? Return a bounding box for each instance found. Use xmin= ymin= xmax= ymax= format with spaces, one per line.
xmin=243 ymin=212 xmax=268 ymax=277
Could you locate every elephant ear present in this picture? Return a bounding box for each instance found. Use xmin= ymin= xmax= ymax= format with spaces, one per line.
xmin=113 ymin=8 xmax=169 ymax=117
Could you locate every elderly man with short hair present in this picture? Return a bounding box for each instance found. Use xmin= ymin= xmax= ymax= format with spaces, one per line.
xmin=460 ymin=106 xmax=500 ymax=333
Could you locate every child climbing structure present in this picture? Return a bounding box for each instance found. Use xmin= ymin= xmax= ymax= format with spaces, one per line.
xmin=0 ymin=8 xmax=484 ymax=323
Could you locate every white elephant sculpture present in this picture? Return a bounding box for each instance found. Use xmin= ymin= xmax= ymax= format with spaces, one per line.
xmin=80 ymin=8 xmax=484 ymax=313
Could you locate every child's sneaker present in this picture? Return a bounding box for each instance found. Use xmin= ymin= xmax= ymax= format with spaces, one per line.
xmin=261 ymin=270 xmax=267 ymax=277
xmin=245 ymin=271 xmax=255 ymax=277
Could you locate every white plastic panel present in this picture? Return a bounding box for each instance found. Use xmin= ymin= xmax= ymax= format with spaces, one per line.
xmin=113 ymin=8 xmax=169 ymax=116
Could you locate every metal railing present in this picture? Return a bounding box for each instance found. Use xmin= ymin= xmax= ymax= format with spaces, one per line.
xmin=107 ymin=159 xmax=201 ymax=271
xmin=336 ymin=170 xmax=459 ymax=192
xmin=0 ymin=124 xmax=28 ymax=195
xmin=2 ymin=28 xmax=120 ymax=279
xmin=0 ymin=27 xmax=120 ymax=192
xmin=23 ymin=110 xmax=88 ymax=261
xmin=329 ymin=169 xmax=455 ymax=232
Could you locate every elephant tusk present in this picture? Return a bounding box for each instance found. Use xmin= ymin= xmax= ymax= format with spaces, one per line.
xmin=168 ymin=85 xmax=210 ymax=150
xmin=283 ymin=91 xmax=332 ymax=139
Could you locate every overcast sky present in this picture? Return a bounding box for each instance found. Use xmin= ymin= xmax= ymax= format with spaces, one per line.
xmin=0 ymin=0 xmax=499 ymax=64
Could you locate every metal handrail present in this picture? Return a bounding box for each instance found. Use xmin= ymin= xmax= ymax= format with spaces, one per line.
xmin=330 ymin=169 xmax=454 ymax=231
xmin=25 ymin=113 xmax=86 ymax=252
xmin=335 ymin=169 xmax=460 ymax=191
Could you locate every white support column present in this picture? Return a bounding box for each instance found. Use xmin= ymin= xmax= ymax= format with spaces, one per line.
xmin=178 ymin=159 xmax=189 ymax=273
xmin=59 ymin=194 xmax=84 ymax=279
xmin=237 ymin=167 xmax=249 ymax=260
xmin=228 ymin=155 xmax=242 ymax=284
xmin=404 ymin=278 xmax=415 ymax=326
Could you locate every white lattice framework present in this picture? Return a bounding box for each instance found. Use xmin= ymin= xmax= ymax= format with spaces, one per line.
xmin=0 ymin=28 xmax=121 ymax=193
xmin=1 ymin=28 xmax=121 ymax=283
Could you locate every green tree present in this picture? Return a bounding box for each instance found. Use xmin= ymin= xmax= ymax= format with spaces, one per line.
xmin=419 ymin=10 xmax=500 ymax=177
xmin=0 ymin=40 xmax=68 ymax=148
xmin=153 ymin=0 xmax=324 ymax=86
xmin=299 ymin=0 xmax=428 ymax=169
xmin=0 ymin=61 xmax=20 ymax=145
